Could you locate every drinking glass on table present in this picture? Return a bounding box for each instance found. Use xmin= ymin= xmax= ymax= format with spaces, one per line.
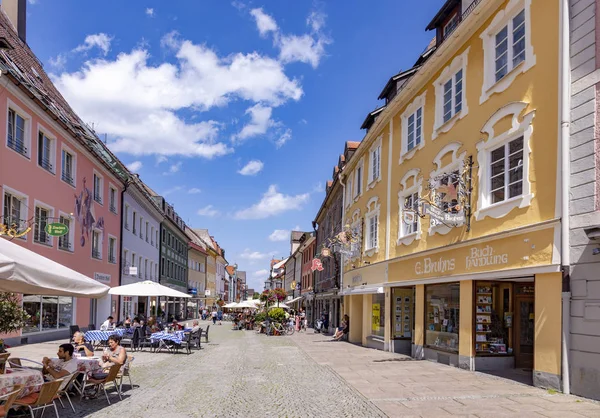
xmin=102 ymin=348 xmax=109 ymax=363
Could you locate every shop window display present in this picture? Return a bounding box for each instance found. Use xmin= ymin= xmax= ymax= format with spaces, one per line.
xmin=426 ymin=283 xmax=460 ymax=352
xmin=22 ymin=295 xmax=73 ymax=334
xmin=371 ymin=293 xmax=385 ymax=337
xmin=475 ymin=282 xmax=510 ymax=355
xmin=393 ymin=288 xmax=413 ymax=339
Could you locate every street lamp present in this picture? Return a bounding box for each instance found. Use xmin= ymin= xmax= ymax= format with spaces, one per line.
xmin=291 ymin=280 xmax=296 ymax=299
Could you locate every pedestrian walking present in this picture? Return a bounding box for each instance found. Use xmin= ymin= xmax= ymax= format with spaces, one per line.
xmin=212 ymin=310 xmax=217 ymax=325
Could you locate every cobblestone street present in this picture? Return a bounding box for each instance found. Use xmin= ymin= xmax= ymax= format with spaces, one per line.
xmin=7 ymin=324 xmax=600 ymax=417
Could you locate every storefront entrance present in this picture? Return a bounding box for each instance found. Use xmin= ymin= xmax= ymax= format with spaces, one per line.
xmin=514 ymin=288 xmax=535 ymax=370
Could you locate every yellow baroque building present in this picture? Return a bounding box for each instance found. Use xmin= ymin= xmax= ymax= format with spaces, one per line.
xmin=340 ymin=0 xmax=563 ymax=390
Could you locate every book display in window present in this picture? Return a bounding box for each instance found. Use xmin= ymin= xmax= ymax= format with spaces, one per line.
xmin=425 ymin=283 xmax=460 ymax=352
xmin=475 ymin=282 xmax=508 ymax=354
xmin=393 ymin=288 xmax=412 ymax=339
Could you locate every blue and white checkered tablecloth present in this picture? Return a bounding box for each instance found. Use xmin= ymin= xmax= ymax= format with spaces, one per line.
xmin=84 ymin=328 xmax=128 ymax=341
xmin=150 ymin=331 xmax=185 ymax=344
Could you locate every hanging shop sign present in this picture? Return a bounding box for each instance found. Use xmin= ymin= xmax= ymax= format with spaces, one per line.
xmin=205 ymin=289 xmax=211 ymax=296
xmin=311 ymin=258 xmax=324 ymax=272
xmin=45 ymin=222 xmax=69 ymax=237
xmin=423 ymin=203 xmax=465 ymax=227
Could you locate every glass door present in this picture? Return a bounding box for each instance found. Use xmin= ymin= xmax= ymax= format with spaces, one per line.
xmin=514 ymin=296 xmax=534 ymax=369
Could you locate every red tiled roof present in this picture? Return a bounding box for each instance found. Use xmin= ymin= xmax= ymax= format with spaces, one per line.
xmin=225 ymin=265 xmax=235 ymax=276
xmin=346 ymin=141 xmax=360 ymax=150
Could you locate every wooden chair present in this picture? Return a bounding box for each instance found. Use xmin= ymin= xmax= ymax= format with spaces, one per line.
xmin=116 ymin=356 xmax=134 ymax=392
xmin=14 ymin=378 xmax=64 ymax=418
xmin=0 ymin=353 xmax=10 ymax=374
xmin=7 ymin=358 xmax=21 ymax=368
xmin=0 ymin=385 xmax=23 ymax=418
xmin=56 ymin=371 xmax=82 ymax=413
xmin=85 ymin=364 xmax=122 ymax=405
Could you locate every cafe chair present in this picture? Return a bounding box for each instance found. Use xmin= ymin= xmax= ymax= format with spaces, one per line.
xmin=0 ymin=353 xmax=10 ymax=374
xmin=117 ymin=356 xmax=134 ymax=392
xmin=14 ymin=378 xmax=64 ymax=418
xmin=85 ymin=364 xmax=123 ymax=405
xmin=120 ymin=328 xmax=140 ymax=352
xmin=0 ymin=385 xmax=23 ymax=418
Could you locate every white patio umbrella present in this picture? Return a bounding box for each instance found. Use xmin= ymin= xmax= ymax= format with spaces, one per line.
xmin=223 ymin=302 xmax=239 ymax=309
xmin=237 ymin=300 xmax=258 ymax=309
xmin=0 ymin=237 xmax=109 ymax=298
xmin=268 ymin=302 xmax=291 ymax=310
xmin=108 ymin=280 xmax=191 ymax=298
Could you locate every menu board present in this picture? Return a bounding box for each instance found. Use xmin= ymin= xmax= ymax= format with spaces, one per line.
xmin=393 ymin=288 xmax=412 ymax=339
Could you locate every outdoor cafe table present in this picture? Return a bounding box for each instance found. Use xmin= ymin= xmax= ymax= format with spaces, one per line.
xmin=150 ymin=331 xmax=185 ymax=353
xmin=50 ymin=357 xmax=103 ymax=373
xmin=84 ymin=328 xmax=129 ymax=342
xmin=0 ymin=368 xmax=44 ymax=398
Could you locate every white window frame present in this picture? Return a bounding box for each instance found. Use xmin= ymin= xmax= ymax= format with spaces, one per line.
xmin=433 ymin=47 xmax=470 ymax=139
xmin=364 ymin=197 xmax=380 ymax=257
xmin=428 ymin=142 xmax=466 ymax=236
xmin=399 ymin=91 xmax=426 ymax=164
xmin=443 ymin=12 xmax=460 ymax=38
xmin=57 ymin=211 xmax=74 ymax=252
xmin=367 ymin=136 xmax=382 ymax=189
xmin=151 ymin=226 xmax=155 ymax=246
xmin=36 ymin=124 xmax=56 ymax=175
xmin=2 ymin=185 xmax=29 ymax=241
xmin=109 ymin=184 xmax=118 ymax=214
xmin=353 ymin=158 xmax=364 ymax=200
xmin=480 ymin=0 xmax=535 ymax=104
xmin=345 ymin=177 xmax=353 ymax=208
xmin=108 ymin=235 xmax=117 ymax=264
xmin=397 ymin=169 xmax=423 ymax=246
xmin=6 ymin=99 xmax=32 ymax=159
xmin=93 ymin=170 xmax=104 ymax=205
xmin=60 ymin=143 xmax=77 ymax=187
xmin=474 ymin=102 xmax=534 ymax=221
xmin=33 ymin=199 xmax=54 ymax=247
xmin=91 ymin=228 xmax=103 ymax=260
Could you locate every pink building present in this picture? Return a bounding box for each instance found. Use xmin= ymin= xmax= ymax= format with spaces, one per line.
xmin=0 ymin=1 xmax=126 ymax=343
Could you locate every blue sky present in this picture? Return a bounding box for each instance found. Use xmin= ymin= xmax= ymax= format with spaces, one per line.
xmin=27 ymin=0 xmax=442 ymax=291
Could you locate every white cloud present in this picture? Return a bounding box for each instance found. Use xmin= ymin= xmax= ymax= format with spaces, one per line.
xmin=233 ymin=104 xmax=273 ymax=142
xmin=234 ymin=185 xmax=310 ymax=220
xmin=312 ymin=182 xmax=324 ymax=193
xmin=188 ymin=188 xmax=201 ymax=194
xmin=127 ymin=161 xmax=143 ymax=172
xmin=269 ymin=229 xmax=289 ymax=242
xmin=155 ymin=156 xmax=168 ymax=165
xmin=73 ymin=33 xmax=113 ymax=56
xmin=52 ymin=33 xmax=303 ymax=158
xmin=275 ymin=128 xmax=291 ymax=148
xmin=250 ymin=8 xmax=278 ymax=37
xmin=240 ymin=249 xmax=271 ymax=261
xmin=163 ymin=161 xmax=182 ymax=175
xmin=146 ymin=8 xmax=155 ymax=17
xmin=162 ymin=186 xmax=184 ymax=196
xmin=252 ymin=269 xmax=270 ymax=278
xmin=48 ymin=54 xmax=67 ymax=70
xmin=197 ymin=205 xmax=219 ymax=217
xmin=238 ymin=160 xmax=264 ymax=176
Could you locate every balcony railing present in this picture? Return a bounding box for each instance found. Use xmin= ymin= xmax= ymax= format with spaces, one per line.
xmin=61 ymin=171 xmax=74 ymax=186
xmin=94 ymin=193 xmax=102 ymax=204
xmin=92 ymin=249 xmax=101 ymax=260
xmin=8 ymin=139 xmax=27 ymax=155
xmin=39 ymin=157 xmax=53 ymax=172
xmin=58 ymin=239 xmax=72 ymax=251
xmin=109 ymin=255 xmax=116 ymax=264
xmin=109 ymin=203 xmax=117 ymax=213
xmin=439 ymin=0 xmax=482 ymax=46
xmin=34 ymin=230 xmax=50 ymax=246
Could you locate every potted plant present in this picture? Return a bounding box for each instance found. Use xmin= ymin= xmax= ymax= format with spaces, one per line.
xmin=0 ymin=293 xmax=29 ymax=353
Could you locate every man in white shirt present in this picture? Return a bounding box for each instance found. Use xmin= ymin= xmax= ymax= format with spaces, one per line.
xmin=100 ymin=316 xmax=114 ymax=331
xmin=42 ymin=344 xmax=78 ymax=381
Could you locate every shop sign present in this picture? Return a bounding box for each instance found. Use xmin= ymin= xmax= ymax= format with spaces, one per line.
xmin=94 ymin=272 xmax=111 ymax=283
xmin=465 ymin=245 xmax=508 ymax=270
xmin=45 ymin=222 xmax=69 ymax=237
xmin=204 ymin=289 xmax=211 ymax=296
xmin=311 ymin=258 xmax=324 ymax=272
xmin=415 ymin=256 xmax=456 ymax=275
xmin=372 ymin=303 xmax=381 ymax=332
xmin=124 ymin=266 xmax=138 ymax=276
xmin=423 ymin=204 xmax=465 ymax=227
xmin=352 ymin=274 xmax=362 ymax=284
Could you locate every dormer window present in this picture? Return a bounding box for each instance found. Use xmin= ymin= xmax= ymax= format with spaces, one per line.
xmin=443 ymin=13 xmax=460 ymax=38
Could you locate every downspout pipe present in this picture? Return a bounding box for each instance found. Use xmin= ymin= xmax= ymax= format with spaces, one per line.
xmin=340 ymin=174 xmax=346 ymax=308
xmin=559 ymin=0 xmax=571 ymax=395
xmin=117 ymin=179 xmax=130 ymax=322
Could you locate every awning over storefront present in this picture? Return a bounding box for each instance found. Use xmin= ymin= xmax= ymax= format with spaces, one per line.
xmin=340 ymin=285 xmax=385 ymax=296
xmin=0 ymin=238 xmax=109 ymax=298
xmin=286 ymin=296 xmax=302 ymax=304
xmin=315 ymin=291 xmax=338 ymax=299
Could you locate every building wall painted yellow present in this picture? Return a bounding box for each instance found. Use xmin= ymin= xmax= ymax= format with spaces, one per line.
xmin=534 ymin=272 xmax=562 ymax=378
xmin=459 ymin=280 xmax=474 ymax=364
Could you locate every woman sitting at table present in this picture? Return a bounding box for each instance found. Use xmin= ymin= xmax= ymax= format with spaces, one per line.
xmin=72 ymin=331 xmax=94 ymax=357
xmin=97 ymin=335 xmax=126 ymax=373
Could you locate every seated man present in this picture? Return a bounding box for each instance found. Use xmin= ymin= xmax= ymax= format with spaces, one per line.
xmin=100 ymin=316 xmax=114 ymax=331
xmin=191 ymin=320 xmax=201 ymax=334
xmin=333 ymin=315 xmax=350 ymax=341
xmin=42 ymin=344 xmax=78 ymax=381
xmin=72 ymin=331 xmax=94 ymax=357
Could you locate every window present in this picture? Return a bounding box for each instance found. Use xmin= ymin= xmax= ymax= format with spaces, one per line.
xmin=61 ymin=149 xmax=75 ymax=186
xmin=145 ymin=222 xmax=149 ymax=242
xmin=22 ymin=295 xmax=73 ymax=334
xmin=3 ymin=190 xmax=26 ymax=238
xmin=426 ymin=283 xmax=460 ymax=352
xmin=144 ymin=259 xmax=148 ymax=279
xmin=7 ymin=107 xmax=29 ymax=156
xmin=132 ymin=212 xmax=137 ymax=234
xmin=156 ymin=230 xmax=159 ymax=247
xmin=151 ymin=226 xmax=154 ymax=245
xmin=480 ymin=1 xmax=535 ymax=103
xmin=371 ymin=293 xmax=385 ymax=337
xmin=132 ymin=253 xmax=136 ymax=268
xmin=200 ymin=262 xmax=206 ymax=273
xmin=161 ymin=257 xmax=165 ymax=276
xmin=108 ymin=237 xmax=116 ymax=263
xmin=139 ymin=217 xmax=143 ymax=239
xmin=443 ymin=13 xmax=460 ymax=38
xmin=155 ymin=264 xmax=158 ymax=280
xmin=93 ymin=173 xmax=103 ymax=204
xmin=58 ymin=215 xmax=72 ymax=251
xmin=433 ymin=48 xmax=469 ymax=138
xmin=475 ymin=102 xmax=534 ymax=220
xmin=345 ymin=178 xmax=353 ymax=207
xmin=354 ymin=160 xmax=363 ymax=199
xmin=124 ymin=205 xmax=130 ymax=230
xmin=162 ymin=229 xmax=165 ymax=243
xmin=123 ymin=249 xmax=129 ymax=268
xmin=139 ymin=256 xmax=142 ymax=277
xmin=109 ymin=187 xmax=117 ymax=213
xmin=368 ymin=137 xmax=382 ymax=188
xmin=364 ymin=197 xmax=380 ymax=256
xmin=34 ymin=205 xmax=51 ymax=245
xmin=37 ymin=131 xmax=54 ymax=173
xmin=402 ymin=192 xmax=419 ymax=235
xmin=90 ymin=230 xmax=102 ymax=259
xmin=400 ymin=92 xmax=426 ymax=162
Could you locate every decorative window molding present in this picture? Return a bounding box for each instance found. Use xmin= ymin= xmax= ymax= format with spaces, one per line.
xmin=353 ymin=158 xmax=364 ymax=201
xmin=108 ymin=235 xmax=117 ymax=264
xmin=367 ymin=136 xmax=382 ymax=190
xmin=6 ymin=99 xmax=32 ymax=159
xmin=57 ymin=211 xmax=74 ymax=252
xmin=93 ymin=170 xmax=104 ymax=205
xmin=397 ymin=169 xmax=422 ymax=246
xmin=109 ymin=183 xmax=118 ymax=214
xmin=36 ymin=123 xmax=56 ymax=175
xmin=429 ymin=142 xmax=466 ymax=236
xmin=480 ymin=0 xmax=535 ymax=104
xmin=364 ymin=196 xmax=380 ymax=257
xmin=433 ymin=47 xmax=470 ymax=140
xmin=399 ymin=91 xmax=426 ymax=164
xmin=346 ymin=177 xmax=353 ymax=208
xmin=474 ymin=101 xmax=534 ymax=221
xmin=33 ymin=199 xmax=54 ymax=247
xmin=2 ymin=185 xmax=29 ymax=241
xmin=60 ymin=143 xmax=77 ymax=187
xmin=91 ymin=228 xmax=103 ymax=260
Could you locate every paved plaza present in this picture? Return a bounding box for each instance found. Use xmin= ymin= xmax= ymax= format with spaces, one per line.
xmin=6 ymin=323 xmax=600 ymax=417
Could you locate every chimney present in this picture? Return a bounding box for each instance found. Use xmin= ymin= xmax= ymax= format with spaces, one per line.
xmin=3 ymin=0 xmax=26 ymax=43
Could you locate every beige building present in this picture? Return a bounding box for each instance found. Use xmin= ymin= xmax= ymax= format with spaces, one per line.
xmin=185 ymin=227 xmax=208 ymax=314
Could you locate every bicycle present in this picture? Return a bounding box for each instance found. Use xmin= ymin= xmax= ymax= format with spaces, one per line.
xmin=266 ymin=322 xmax=294 ymax=336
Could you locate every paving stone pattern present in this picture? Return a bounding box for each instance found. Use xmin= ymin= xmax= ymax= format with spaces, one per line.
xmin=8 ymin=324 xmax=384 ymax=418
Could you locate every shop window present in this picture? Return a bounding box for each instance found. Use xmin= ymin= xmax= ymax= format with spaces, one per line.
xmin=393 ymin=288 xmax=413 ymax=339
xmin=22 ymin=295 xmax=73 ymax=333
xmin=426 ymin=283 xmax=460 ymax=352
xmin=475 ymin=281 xmax=511 ymax=355
xmin=371 ymin=293 xmax=385 ymax=338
